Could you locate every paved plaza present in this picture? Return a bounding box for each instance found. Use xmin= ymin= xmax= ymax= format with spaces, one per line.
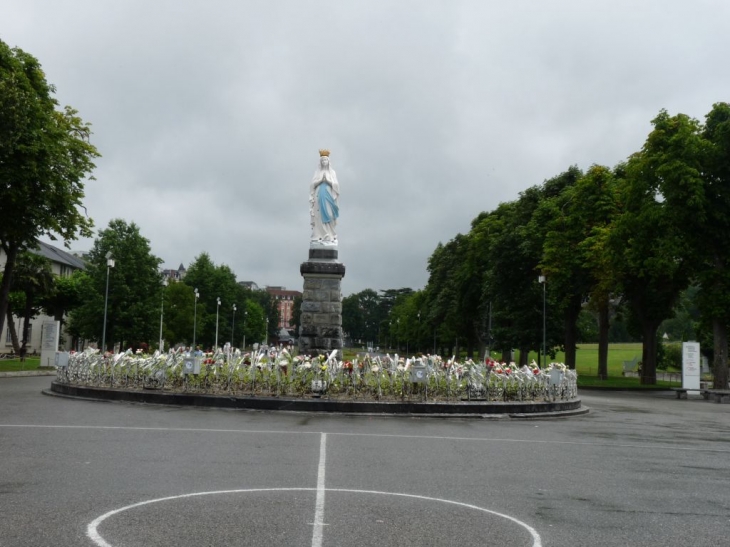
xmin=1 ymin=376 xmax=728 ymax=546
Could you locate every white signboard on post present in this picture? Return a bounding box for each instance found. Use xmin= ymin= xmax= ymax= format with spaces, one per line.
xmin=40 ymin=321 xmax=60 ymax=368
xmin=682 ymin=341 xmax=701 ymax=390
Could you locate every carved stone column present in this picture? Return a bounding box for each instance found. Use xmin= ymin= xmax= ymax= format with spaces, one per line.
xmin=299 ymin=248 xmax=345 ymax=359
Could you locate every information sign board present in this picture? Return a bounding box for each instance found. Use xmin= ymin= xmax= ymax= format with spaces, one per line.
xmin=682 ymin=342 xmax=701 ymax=390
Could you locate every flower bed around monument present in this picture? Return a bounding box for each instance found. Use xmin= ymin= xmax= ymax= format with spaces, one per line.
xmin=55 ymin=348 xmax=577 ymax=403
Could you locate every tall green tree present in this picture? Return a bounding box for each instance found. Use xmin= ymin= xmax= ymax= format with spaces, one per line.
xmin=640 ymin=104 xmax=730 ymax=388
xmin=695 ymin=103 xmax=730 ymax=389
xmin=540 ymin=165 xmax=619 ymax=374
xmin=68 ymin=220 xmax=161 ymax=351
xmin=40 ymin=269 xmax=89 ymax=322
xmin=342 ymin=289 xmax=384 ymax=347
xmin=160 ymin=281 xmax=196 ymax=347
xmin=240 ymin=299 xmax=266 ymax=349
xmin=247 ymin=289 xmax=278 ymax=345
xmin=610 ymin=114 xmax=697 ymax=384
xmin=0 ymin=40 xmax=99 ymax=339
xmin=182 ymin=253 xmax=249 ymax=348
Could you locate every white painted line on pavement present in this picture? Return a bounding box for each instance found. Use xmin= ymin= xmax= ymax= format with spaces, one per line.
xmin=86 ymin=487 xmax=542 ymax=547
xmin=311 ymin=433 xmax=327 ymax=547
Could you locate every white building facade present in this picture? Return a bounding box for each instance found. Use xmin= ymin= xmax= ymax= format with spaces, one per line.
xmin=0 ymin=242 xmax=85 ymax=355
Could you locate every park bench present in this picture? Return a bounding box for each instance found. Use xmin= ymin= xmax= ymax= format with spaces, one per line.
xmin=673 ymin=388 xmax=730 ymax=403
xmin=703 ymin=389 xmax=730 ymax=403
xmin=672 ymin=388 xmax=707 ymax=399
xmin=622 ymin=357 xmax=639 ymax=376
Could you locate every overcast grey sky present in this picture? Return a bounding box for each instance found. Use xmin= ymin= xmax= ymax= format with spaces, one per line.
xmin=5 ymin=1 xmax=729 ymax=295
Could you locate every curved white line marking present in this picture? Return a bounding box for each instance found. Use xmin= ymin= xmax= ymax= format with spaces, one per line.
xmin=87 ymin=487 xmax=541 ymax=547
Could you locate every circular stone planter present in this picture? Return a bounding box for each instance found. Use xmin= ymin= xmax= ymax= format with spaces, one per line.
xmin=46 ymin=381 xmax=585 ymax=418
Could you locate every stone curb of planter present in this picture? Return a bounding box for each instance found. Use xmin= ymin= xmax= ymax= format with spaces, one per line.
xmin=45 ymin=381 xmax=584 ymax=417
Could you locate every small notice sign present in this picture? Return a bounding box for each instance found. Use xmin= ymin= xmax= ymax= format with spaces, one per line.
xmin=682 ymin=342 xmax=701 ymax=390
xmin=40 ymin=321 xmax=60 ymax=368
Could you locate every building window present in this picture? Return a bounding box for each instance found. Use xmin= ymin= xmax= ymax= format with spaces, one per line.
xmin=5 ymin=323 xmax=30 ymax=345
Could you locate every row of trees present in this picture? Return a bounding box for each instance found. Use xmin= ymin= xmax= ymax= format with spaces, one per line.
xmin=344 ymin=104 xmax=730 ymax=388
xmin=65 ymin=219 xmax=280 ymax=351
xmin=4 ymin=219 xmax=280 ymax=353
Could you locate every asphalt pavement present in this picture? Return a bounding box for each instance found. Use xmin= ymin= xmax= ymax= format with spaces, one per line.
xmin=1 ymin=376 xmax=728 ymax=546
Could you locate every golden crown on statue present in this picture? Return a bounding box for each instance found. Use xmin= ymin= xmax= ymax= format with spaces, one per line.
xmin=319 ymin=149 xmax=330 ymax=157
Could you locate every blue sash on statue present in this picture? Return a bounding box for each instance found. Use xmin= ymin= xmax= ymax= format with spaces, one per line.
xmin=317 ymin=182 xmax=339 ymax=224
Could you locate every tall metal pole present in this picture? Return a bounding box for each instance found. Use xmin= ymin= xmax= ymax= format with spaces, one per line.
xmin=193 ymin=288 xmax=199 ymax=350
xmin=539 ymin=275 xmax=546 ymax=367
xmin=486 ymin=301 xmax=492 ymax=360
xmin=215 ymin=297 xmax=221 ymax=350
xmin=158 ymin=278 xmax=167 ymax=352
xmin=101 ymin=252 xmax=114 ymax=352
xmin=242 ymin=311 xmax=248 ymax=350
xmin=537 ymin=275 xmax=547 ymax=368
xmin=231 ymin=304 xmax=237 ymax=347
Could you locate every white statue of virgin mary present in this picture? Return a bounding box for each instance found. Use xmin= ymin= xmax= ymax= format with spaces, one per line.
xmin=310 ymin=150 xmax=340 ymax=246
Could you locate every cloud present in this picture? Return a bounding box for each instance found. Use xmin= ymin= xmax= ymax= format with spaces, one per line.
xmin=5 ymin=0 xmax=730 ymax=295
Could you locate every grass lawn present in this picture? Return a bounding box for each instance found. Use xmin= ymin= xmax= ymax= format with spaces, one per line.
xmin=0 ymin=357 xmax=43 ymax=372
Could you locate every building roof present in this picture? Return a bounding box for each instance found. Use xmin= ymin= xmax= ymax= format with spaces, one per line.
xmin=34 ymin=241 xmax=86 ymax=270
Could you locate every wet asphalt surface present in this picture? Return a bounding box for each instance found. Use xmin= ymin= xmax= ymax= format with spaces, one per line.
xmin=1 ymin=376 xmax=729 ymax=547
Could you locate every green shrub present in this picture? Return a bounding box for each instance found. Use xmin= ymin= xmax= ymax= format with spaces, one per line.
xmin=660 ymin=343 xmax=682 ymax=371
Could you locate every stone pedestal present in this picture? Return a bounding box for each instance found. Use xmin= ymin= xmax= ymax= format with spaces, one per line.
xmin=299 ymin=248 xmax=345 ymax=358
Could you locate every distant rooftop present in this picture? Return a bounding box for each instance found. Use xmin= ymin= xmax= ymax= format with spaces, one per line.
xmin=34 ymin=241 xmax=86 ymax=270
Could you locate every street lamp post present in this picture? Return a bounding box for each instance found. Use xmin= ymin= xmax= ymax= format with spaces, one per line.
xmin=265 ymin=317 xmax=269 ymax=346
xmin=538 ymin=274 xmax=546 ymax=367
xmin=193 ymin=288 xmax=199 ymax=350
xmin=215 ymin=297 xmax=221 ymax=350
xmin=231 ymin=304 xmax=237 ymax=347
xmin=242 ymin=310 xmax=248 ymax=350
xmin=158 ymin=278 xmax=168 ymax=352
xmin=101 ymin=252 xmax=115 ymax=352
xmin=417 ymin=311 xmax=421 ymax=354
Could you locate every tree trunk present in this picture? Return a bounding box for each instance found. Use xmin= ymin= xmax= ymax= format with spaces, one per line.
xmin=518 ymin=347 xmax=529 ymax=366
xmin=713 ymin=319 xmax=729 ymax=390
xmin=6 ymin=310 xmax=20 ymax=354
xmin=640 ymin=321 xmax=660 ymax=385
xmin=477 ymin=340 xmax=486 ymax=361
xmin=500 ymin=349 xmax=512 ymax=363
xmin=563 ymin=294 xmax=582 ymax=370
xmin=22 ymin=292 xmax=33 ymax=346
xmin=597 ymin=299 xmax=610 ymax=380
xmin=0 ymin=244 xmax=19 ymax=339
